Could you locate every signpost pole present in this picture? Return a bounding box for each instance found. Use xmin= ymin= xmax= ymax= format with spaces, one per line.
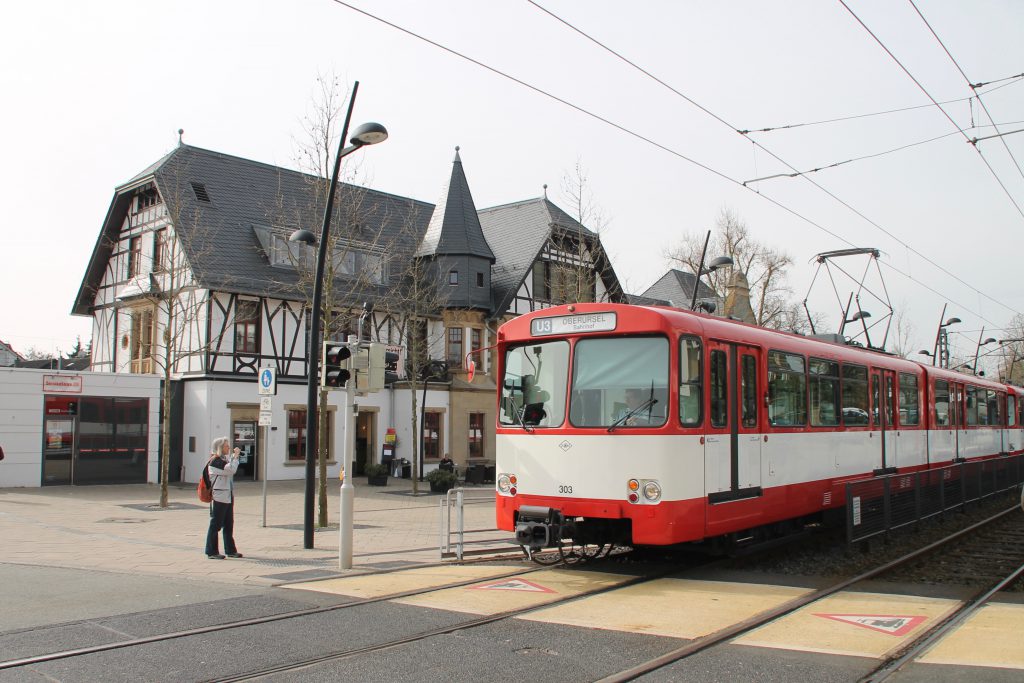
xmin=257 ymin=370 xmax=276 ymax=529
xmin=261 ymin=424 xmax=268 ymax=527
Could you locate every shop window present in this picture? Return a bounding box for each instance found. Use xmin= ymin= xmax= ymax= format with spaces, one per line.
xmin=423 ymin=411 xmax=442 ymax=459
xmin=234 ymin=299 xmax=260 ymax=354
xmin=447 ymin=327 xmax=463 ymax=369
xmin=285 ymin=409 xmax=331 ymax=462
xmin=468 ymin=412 xmax=484 ymax=458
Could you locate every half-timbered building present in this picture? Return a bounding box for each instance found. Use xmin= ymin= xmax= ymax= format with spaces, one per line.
xmin=73 ymin=143 xmax=626 ymax=484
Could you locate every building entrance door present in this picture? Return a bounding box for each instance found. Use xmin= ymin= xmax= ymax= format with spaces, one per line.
xmin=233 ymin=421 xmax=258 ymax=480
xmin=43 ymin=414 xmax=76 ymax=485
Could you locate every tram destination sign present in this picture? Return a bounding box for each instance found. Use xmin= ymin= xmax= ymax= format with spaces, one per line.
xmin=531 ymin=312 xmax=616 ymax=337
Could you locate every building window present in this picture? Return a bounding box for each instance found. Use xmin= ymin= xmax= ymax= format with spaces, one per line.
xmin=153 ymin=229 xmax=168 ymax=272
xmin=476 ymin=272 xmax=484 ymax=287
xmin=532 ymin=261 xmax=549 ymax=300
xmin=234 ymin=299 xmax=260 ymax=354
xmin=531 ymin=260 xmax=594 ymax=304
xmin=447 ymin=327 xmax=463 ymax=369
xmin=448 ymin=269 xmax=458 ymax=285
xmin=468 ymin=412 xmax=484 ymax=458
xmin=136 ymin=187 xmax=159 ymax=212
xmin=471 ymin=328 xmax=482 ymax=365
xmin=287 ymin=410 xmax=305 ymax=461
xmin=127 ymin=236 xmax=142 ymax=278
xmin=423 ymin=411 xmax=442 ymax=459
xmin=129 ymin=308 xmax=154 ymax=373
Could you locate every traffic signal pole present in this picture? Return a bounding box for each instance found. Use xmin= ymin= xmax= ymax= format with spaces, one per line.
xmin=339 ymin=365 xmax=356 ymax=570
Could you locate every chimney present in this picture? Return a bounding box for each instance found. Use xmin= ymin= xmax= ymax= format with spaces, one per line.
xmin=723 ymin=270 xmax=756 ymax=324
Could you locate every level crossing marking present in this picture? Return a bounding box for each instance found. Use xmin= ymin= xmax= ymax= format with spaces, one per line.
xmin=814 ymin=613 xmax=926 ymax=636
xmin=470 ymin=578 xmax=554 ymax=593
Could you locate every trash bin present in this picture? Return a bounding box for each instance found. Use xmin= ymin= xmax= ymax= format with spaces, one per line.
xmin=466 ymin=465 xmax=485 ymax=485
xmin=401 ymin=463 xmax=412 ymax=479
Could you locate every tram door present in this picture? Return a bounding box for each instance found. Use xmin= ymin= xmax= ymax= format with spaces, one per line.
xmin=871 ymin=368 xmax=897 ymax=473
xmin=705 ymin=341 xmax=762 ymax=502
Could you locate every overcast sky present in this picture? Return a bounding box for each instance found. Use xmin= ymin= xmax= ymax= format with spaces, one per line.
xmin=2 ymin=1 xmax=1022 ymax=373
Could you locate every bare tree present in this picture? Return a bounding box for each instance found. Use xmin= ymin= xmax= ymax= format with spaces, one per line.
xmin=888 ymin=306 xmax=916 ymax=358
xmin=271 ymin=72 xmax=399 ymax=526
xmin=666 ymin=208 xmax=794 ymax=327
xmin=998 ymin=314 xmax=1024 ymax=383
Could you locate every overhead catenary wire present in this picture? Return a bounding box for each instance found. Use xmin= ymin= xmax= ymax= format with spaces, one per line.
xmin=839 ymin=0 xmax=1024 ymax=220
xmin=908 ymin=0 xmax=1024 ymax=183
xmin=525 ymin=0 xmax=1023 ymax=322
xmin=738 ymin=77 xmax=1023 ymax=134
xmin=328 ymin=0 xmax=1018 ymax=329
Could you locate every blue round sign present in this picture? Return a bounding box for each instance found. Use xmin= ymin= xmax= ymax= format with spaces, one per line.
xmin=260 ymin=369 xmax=272 ymax=387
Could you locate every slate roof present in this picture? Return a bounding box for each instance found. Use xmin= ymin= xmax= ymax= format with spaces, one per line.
xmin=415 ymin=148 xmax=494 ymax=262
xmin=74 ymin=145 xmax=434 ymax=314
xmin=641 ymin=269 xmax=717 ymax=309
xmin=478 ymin=197 xmax=621 ymax=314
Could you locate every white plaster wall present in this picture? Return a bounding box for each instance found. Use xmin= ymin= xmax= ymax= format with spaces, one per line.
xmin=179 ymin=379 xmax=398 ymax=483
xmin=390 ymin=386 xmax=450 ymax=467
xmin=0 ymin=368 xmax=161 ymax=488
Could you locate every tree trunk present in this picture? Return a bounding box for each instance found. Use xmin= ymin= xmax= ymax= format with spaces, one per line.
xmin=159 ymin=369 xmax=171 ymax=508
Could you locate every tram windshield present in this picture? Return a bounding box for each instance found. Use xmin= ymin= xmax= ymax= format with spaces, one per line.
xmin=500 ymin=341 xmax=569 ymax=428
xmin=569 ymin=337 xmax=669 ymax=428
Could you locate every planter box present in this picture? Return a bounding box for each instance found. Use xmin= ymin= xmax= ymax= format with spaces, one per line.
xmin=429 ymin=480 xmax=454 ymax=493
xmin=367 ymin=475 xmax=389 ymax=486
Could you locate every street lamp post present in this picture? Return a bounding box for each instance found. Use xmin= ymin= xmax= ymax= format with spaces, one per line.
xmin=289 ymin=80 xmax=388 ymax=550
xmin=930 ymin=305 xmax=961 ymax=369
xmin=972 ymin=329 xmax=997 ymax=375
xmin=689 ymin=230 xmax=733 ymax=311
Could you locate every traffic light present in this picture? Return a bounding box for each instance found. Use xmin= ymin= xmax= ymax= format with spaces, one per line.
xmin=384 ymin=349 xmax=400 ymax=385
xmin=321 ymin=341 xmax=353 ymax=389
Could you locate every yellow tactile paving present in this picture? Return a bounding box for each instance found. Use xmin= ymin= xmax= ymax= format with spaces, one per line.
xmin=283 ymin=565 xmax=520 ymax=598
xmin=522 ymin=578 xmax=810 ymax=640
xmin=393 ymin=569 xmax=630 ymax=615
xmin=735 ymin=591 xmax=959 ymax=659
xmin=918 ymin=602 xmax=1024 ymax=670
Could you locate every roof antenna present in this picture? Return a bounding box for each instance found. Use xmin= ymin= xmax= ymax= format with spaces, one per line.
xmin=177 ymin=128 xmax=184 ymax=146
xmin=543 ymin=183 xmax=548 ymax=199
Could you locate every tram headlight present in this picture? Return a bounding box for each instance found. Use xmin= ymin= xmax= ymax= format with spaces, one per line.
xmin=643 ymin=480 xmax=662 ymax=502
xmin=498 ymin=474 xmax=513 ymax=494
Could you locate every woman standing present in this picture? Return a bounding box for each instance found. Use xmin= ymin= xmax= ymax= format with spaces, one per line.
xmin=204 ymin=436 xmax=243 ymax=559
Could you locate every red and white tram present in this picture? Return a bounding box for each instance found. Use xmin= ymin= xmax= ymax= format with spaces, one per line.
xmin=494 ymin=303 xmax=1023 ymax=553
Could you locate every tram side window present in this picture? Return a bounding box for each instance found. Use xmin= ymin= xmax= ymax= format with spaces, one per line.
xmin=934 ymin=380 xmax=950 ymax=426
xmin=898 ymin=373 xmax=920 ymax=426
xmin=809 ymin=358 xmax=839 ymax=426
xmin=966 ymin=387 xmax=979 ymax=426
xmin=768 ymin=351 xmax=806 ymax=427
xmin=679 ymin=336 xmax=702 ymax=427
xmin=841 ymin=363 xmax=870 ymax=425
xmin=741 ymin=354 xmax=757 ymax=428
xmin=1008 ymin=395 xmax=1016 ymax=427
xmin=988 ymin=391 xmax=1001 ymax=426
xmin=710 ymin=350 xmax=728 ymax=428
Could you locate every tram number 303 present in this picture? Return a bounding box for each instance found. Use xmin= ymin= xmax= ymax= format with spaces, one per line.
xmin=558 ymin=485 xmax=573 ymax=494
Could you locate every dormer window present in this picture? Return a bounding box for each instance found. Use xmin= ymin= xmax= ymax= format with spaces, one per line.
xmin=127 ymin=236 xmax=142 ymax=278
xmin=449 ymin=270 xmax=459 ymax=285
xmin=136 ymin=187 xmax=160 ymax=212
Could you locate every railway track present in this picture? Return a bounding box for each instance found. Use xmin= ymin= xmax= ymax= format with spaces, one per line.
xmin=4 ymin=503 xmax=1019 ymax=681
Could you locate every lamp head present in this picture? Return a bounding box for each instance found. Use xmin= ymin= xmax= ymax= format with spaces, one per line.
xmin=846 ymin=310 xmax=871 ymax=323
xmin=707 ymin=256 xmax=733 ymax=270
xmin=696 ymin=300 xmax=717 ymax=314
xmin=350 ymin=122 xmax=388 ymax=146
xmin=918 ymin=350 xmax=933 ymax=357
xmin=289 ymin=229 xmax=317 ymax=246
xmin=982 ymin=337 xmax=997 ymax=345
xmin=942 ymin=317 xmax=961 ymax=327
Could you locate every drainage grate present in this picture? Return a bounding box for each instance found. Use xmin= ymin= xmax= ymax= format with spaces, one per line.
xmin=270 ymin=523 xmax=378 ymax=531
xmin=247 ymin=557 xmax=337 ymax=568
xmin=262 ymin=569 xmax=344 ymax=582
xmin=97 ymin=518 xmax=153 ymax=524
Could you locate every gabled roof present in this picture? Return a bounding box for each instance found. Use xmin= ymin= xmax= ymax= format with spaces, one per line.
xmin=641 ymin=269 xmax=716 ymax=309
xmin=74 ymin=145 xmax=434 ymax=315
xmin=415 ymin=148 xmax=494 ymax=262
xmin=478 ymin=197 xmax=621 ymax=315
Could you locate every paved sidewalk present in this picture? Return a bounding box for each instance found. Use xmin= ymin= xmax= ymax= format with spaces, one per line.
xmin=0 ymin=477 xmax=504 ymax=586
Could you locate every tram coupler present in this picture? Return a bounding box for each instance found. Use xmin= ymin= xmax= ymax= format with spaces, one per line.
xmin=515 ymin=505 xmax=567 ymax=551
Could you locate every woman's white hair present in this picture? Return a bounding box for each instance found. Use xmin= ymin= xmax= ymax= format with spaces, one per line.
xmin=210 ymin=436 xmax=230 ymax=456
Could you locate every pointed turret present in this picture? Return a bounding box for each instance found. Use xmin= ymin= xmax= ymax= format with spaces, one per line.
xmin=416 ymin=147 xmax=495 ymax=310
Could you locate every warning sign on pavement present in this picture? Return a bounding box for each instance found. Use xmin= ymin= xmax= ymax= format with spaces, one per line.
xmin=815 ymin=613 xmax=926 ymax=636
xmin=471 ymin=578 xmax=555 ymax=593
